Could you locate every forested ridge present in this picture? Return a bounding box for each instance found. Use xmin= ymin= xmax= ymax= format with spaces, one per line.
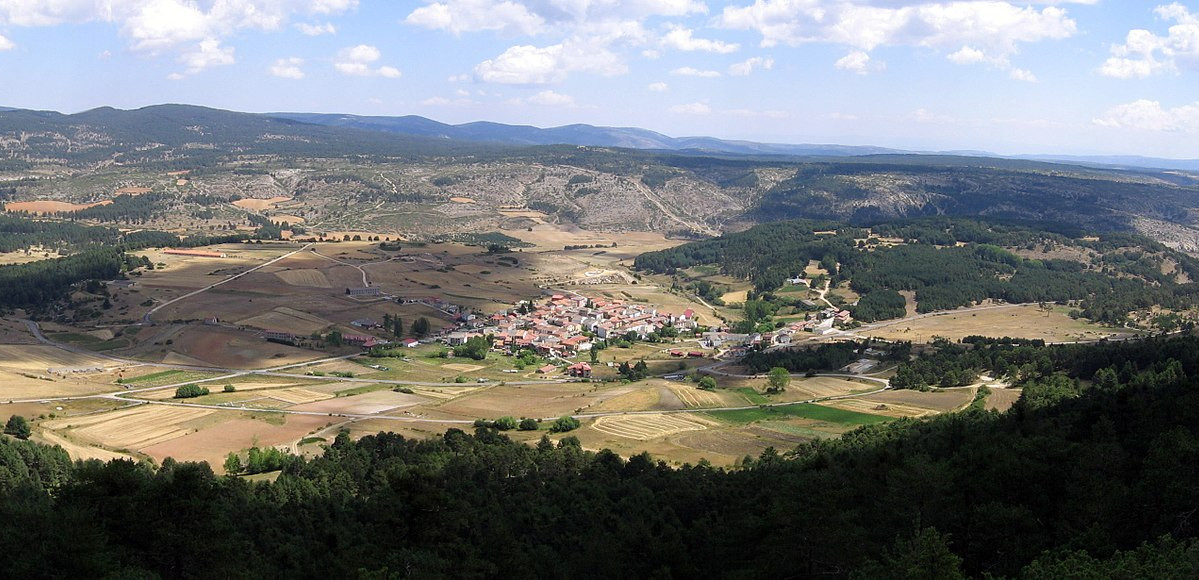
xmin=636 ymin=217 xmax=1199 ymax=324
xmin=3 ymin=337 xmax=1199 ymax=577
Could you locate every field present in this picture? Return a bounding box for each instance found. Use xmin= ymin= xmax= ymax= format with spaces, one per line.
xmin=706 ymin=403 xmax=892 ymax=426
xmin=860 ymin=304 xmax=1129 ymax=343
xmin=985 ymin=388 xmax=1022 ymax=412
xmin=591 ymin=414 xmax=712 ymax=440
xmin=3 ymin=200 xmax=111 ymax=213
xmin=232 ymin=196 xmax=292 ymax=210
xmin=43 ymin=404 xmax=216 ymax=450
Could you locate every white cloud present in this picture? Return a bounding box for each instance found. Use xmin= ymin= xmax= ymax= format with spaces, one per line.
xmin=406 ymin=0 xmax=544 ymax=35
xmin=1093 ymin=99 xmax=1199 ymax=132
xmin=177 ymin=38 xmax=234 ymax=75
xmin=947 ymin=46 xmax=986 ymax=65
xmin=0 ymin=34 xmax=12 ymax=51
xmin=271 ymin=56 xmax=305 ymax=79
xmin=1008 ymin=67 xmax=1037 ymax=82
xmin=0 ymin=1 xmax=358 ymax=74
xmin=296 ymin=22 xmax=336 ymax=35
xmin=829 ymin=112 xmax=859 ymax=121
xmin=729 ymin=56 xmax=774 ymax=75
xmin=335 ymin=44 xmax=401 ymax=77
xmin=661 ymin=25 xmax=739 ymax=53
xmin=527 ymin=90 xmax=575 ymax=105
xmin=720 ymin=0 xmax=1076 ymax=70
xmin=474 ymin=37 xmax=627 ymax=84
xmin=671 ymin=66 xmax=721 ymax=77
xmin=648 ymin=81 xmax=669 ymax=91
xmin=1101 ymin=4 xmax=1199 ymax=79
xmin=669 ymin=102 xmax=711 ymax=114
xmin=834 ymin=50 xmax=883 ymax=74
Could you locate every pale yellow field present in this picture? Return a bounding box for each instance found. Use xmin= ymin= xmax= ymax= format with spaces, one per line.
xmin=274 ymin=269 xmax=332 ymax=288
xmin=666 ymin=384 xmax=726 ymax=408
xmin=591 ymin=413 xmax=711 ymax=440
xmin=823 ymin=398 xmax=936 ymax=418
xmin=0 ymin=344 xmax=112 ymax=371
xmin=37 ymin=431 xmax=137 ymax=462
xmin=4 ymin=200 xmax=111 ymax=213
xmin=232 ymin=196 xmax=292 ymax=210
xmin=267 ymin=387 xmax=334 ymax=405
xmin=237 ymin=307 xmax=333 ymax=334
xmin=861 ymin=304 xmax=1124 ymax=343
xmin=45 ymin=404 xmax=215 ymax=450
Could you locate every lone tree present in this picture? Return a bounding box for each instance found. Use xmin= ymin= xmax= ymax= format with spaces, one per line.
xmin=550 ymin=415 xmax=581 ymax=433
xmin=767 ymin=367 xmax=790 ymax=394
xmin=698 ymin=375 xmax=718 ymax=391
xmin=411 ymin=317 xmax=431 ymax=337
xmin=4 ymin=415 xmax=30 ymax=440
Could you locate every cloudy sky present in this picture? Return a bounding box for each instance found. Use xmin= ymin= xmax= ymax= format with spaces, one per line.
xmin=1 ymin=1 xmax=1198 ymax=157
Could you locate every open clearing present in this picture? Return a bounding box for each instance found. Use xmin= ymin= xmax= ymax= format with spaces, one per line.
xmin=591 ymin=414 xmax=710 ymax=440
xmin=232 ymin=196 xmax=292 ymax=210
xmin=4 ymin=200 xmax=112 ymax=213
xmin=985 ymin=388 xmax=1022 ymax=412
xmin=141 ymin=414 xmax=331 ymax=470
xmin=857 ymin=389 xmax=977 ymax=413
xmin=37 ymin=431 xmax=136 ymax=462
xmin=861 ymin=304 xmax=1125 ymax=343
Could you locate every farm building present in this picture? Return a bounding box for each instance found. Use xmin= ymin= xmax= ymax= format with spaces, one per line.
xmin=537 ymin=364 xmax=558 ymax=374
xmin=400 ymin=338 xmax=419 ymax=348
xmin=346 ymin=287 xmax=381 ymax=296
xmin=164 ymin=249 xmax=227 ymax=258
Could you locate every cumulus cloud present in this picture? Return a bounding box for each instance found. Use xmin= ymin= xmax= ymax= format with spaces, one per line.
xmin=271 ymin=57 xmax=306 ymax=79
xmin=1101 ymin=4 xmax=1199 ymax=79
xmin=729 ymin=56 xmax=774 ymax=75
xmin=947 ymin=46 xmax=986 ymax=65
xmin=720 ymin=0 xmax=1076 ymax=71
xmin=474 ymin=34 xmax=629 ymax=84
xmin=648 ymin=81 xmax=669 ymax=91
xmin=335 ymin=44 xmax=401 ymax=77
xmin=406 ymin=0 xmax=544 ymax=35
xmin=669 ymin=102 xmax=712 ymax=114
xmin=527 ymin=90 xmax=575 ymax=105
xmin=0 ymin=34 xmax=12 ymax=51
xmin=1093 ymin=99 xmax=1199 ymax=132
xmin=0 ymin=1 xmax=358 ymax=74
xmin=661 ymin=25 xmax=739 ymax=53
xmin=834 ymin=51 xmax=883 ymax=74
xmin=671 ymin=66 xmax=721 ymax=77
xmin=295 ymin=22 xmax=336 ymax=35
xmin=1008 ymin=67 xmax=1037 ymax=82
xmin=177 ymin=38 xmax=234 ymax=76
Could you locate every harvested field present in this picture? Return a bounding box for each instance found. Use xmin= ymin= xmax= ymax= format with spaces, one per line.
xmin=861 ymin=304 xmax=1124 ymax=343
xmin=237 ymin=307 xmax=333 ymax=334
xmin=985 ymin=388 xmax=1022 ymax=412
xmin=46 ymin=404 xmax=215 ymax=450
xmin=4 ymin=200 xmax=111 ymax=213
xmin=859 ymin=388 xmax=977 ymax=413
xmin=145 ymin=327 xmax=325 ymax=369
xmin=666 ymin=384 xmax=725 ymax=408
xmin=449 ymin=197 xmax=475 ymax=203
xmin=265 ymin=388 xmax=333 ymax=405
xmin=823 ymin=398 xmax=935 ymax=418
xmin=591 ymin=414 xmax=709 ymax=440
xmin=37 ymin=431 xmax=136 ymax=462
xmin=777 ymin=376 xmax=880 ymax=401
xmin=141 ymin=414 xmax=330 ymax=470
xmin=674 ymin=428 xmax=793 ymax=457
xmin=0 ymin=344 xmax=112 ymax=372
xmin=290 ymin=390 xmax=426 ymax=414
xmin=0 ymin=368 xmax=115 ymax=399
xmin=434 ymin=383 xmax=625 ymax=419
xmin=588 ymin=385 xmax=658 ymax=412
xmin=232 ymin=196 xmax=291 ymax=210
xmin=274 ymin=269 xmax=332 ymax=288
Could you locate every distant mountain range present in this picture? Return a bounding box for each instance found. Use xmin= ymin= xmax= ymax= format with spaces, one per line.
xmin=268 ymin=112 xmax=904 ymax=158
xmin=270 ymin=111 xmax=1199 ymax=172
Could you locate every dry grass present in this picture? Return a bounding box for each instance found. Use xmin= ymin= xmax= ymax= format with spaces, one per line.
xmin=591 ymin=413 xmax=711 ymax=440
xmin=45 ymin=404 xmax=215 ymax=450
xmin=985 ymin=388 xmax=1022 ymax=412
xmin=232 ymin=196 xmax=292 ymax=210
xmin=861 ymin=304 xmax=1122 ymax=343
xmin=274 ymin=269 xmax=332 ymax=288
xmin=4 ymin=200 xmax=111 ymax=213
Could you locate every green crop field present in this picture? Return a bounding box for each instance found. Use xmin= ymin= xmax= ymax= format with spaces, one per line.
xmin=707 ymin=403 xmax=891 ymax=426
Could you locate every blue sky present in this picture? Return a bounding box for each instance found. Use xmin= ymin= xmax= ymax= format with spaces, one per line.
xmin=2 ymin=1 xmax=1198 ymax=157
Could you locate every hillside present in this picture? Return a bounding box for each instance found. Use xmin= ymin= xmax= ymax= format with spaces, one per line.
xmin=3 ymin=105 xmax=1199 ymax=245
xmin=3 ymin=335 xmax=1199 ymax=577
xmin=636 ymin=217 xmax=1199 ymax=328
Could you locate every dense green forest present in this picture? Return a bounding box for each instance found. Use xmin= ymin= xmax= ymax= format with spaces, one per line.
xmin=3 ymin=336 xmax=1199 ymax=577
xmin=636 ymin=217 xmax=1199 ymax=324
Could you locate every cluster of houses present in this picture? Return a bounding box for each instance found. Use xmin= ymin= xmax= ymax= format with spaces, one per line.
xmin=441 ymin=293 xmax=700 ymax=360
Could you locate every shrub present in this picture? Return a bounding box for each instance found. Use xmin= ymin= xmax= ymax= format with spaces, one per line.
xmin=175 ymin=384 xmax=210 ymax=399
